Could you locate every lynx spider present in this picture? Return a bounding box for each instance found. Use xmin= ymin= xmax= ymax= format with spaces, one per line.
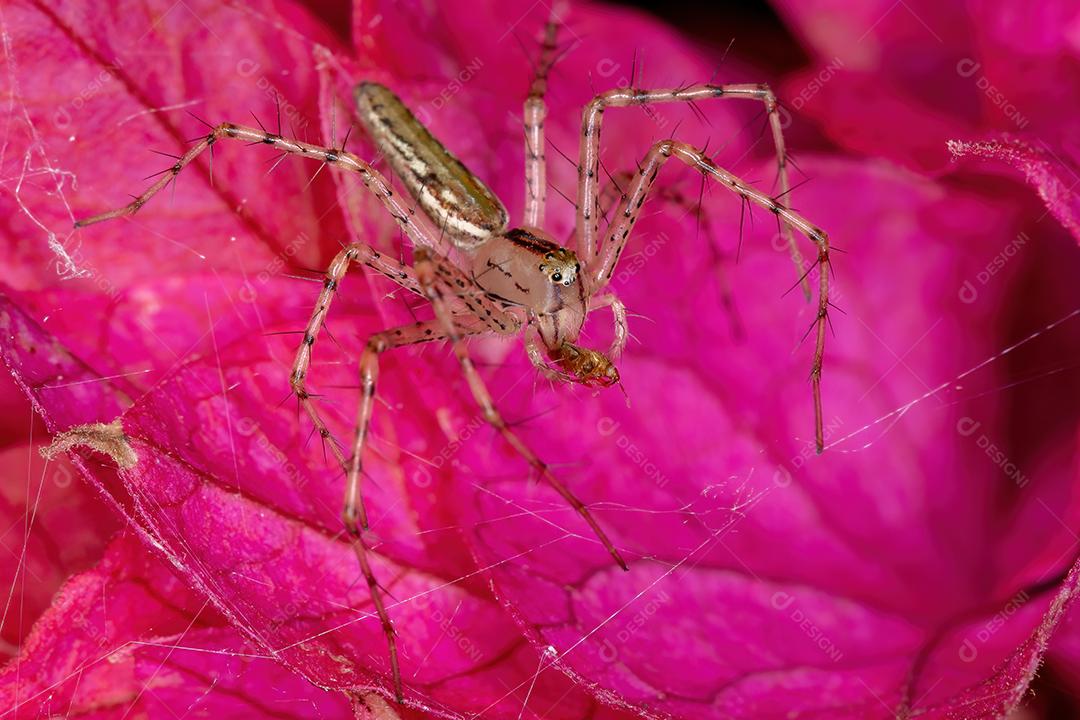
xmin=75 ymin=15 xmax=831 ymax=705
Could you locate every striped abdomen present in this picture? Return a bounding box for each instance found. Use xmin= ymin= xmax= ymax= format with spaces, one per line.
xmin=354 ymin=82 xmax=508 ymax=249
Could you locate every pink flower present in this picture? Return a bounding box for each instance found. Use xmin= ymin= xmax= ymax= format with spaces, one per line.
xmin=1 ymin=1 xmax=1078 ymax=718
xmin=775 ymin=0 xmax=1080 ymax=242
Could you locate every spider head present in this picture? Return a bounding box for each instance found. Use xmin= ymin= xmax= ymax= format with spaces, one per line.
xmin=538 ymin=248 xmax=580 ymax=288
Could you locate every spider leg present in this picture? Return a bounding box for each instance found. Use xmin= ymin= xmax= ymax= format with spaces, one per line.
xmin=345 ymin=314 xmax=493 ymax=704
xmin=289 ymin=238 xmax=518 ymax=478
xmin=575 ymin=83 xmax=808 ymax=298
xmin=414 ymin=248 xmax=629 ymax=571
xmin=588 ymin=293 xmax=629 ymax=360
xmin=591 ymin=139 xmax=830 ymax=453
xmin=288 ymin=238 xmax=516 ymax=703
xmin=429 ymin=251 xmax=523 ymax=335
xmin=278 ymin=242 xmax=431 ymax=705
xmin=74 ymin=122 xmax=443 ymax=254
xmin=290 ymin=243 xmax=421 ymax=473
xmin=522 ymin=8 xmax=562 ymax=228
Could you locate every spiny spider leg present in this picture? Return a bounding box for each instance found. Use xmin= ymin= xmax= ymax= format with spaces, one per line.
xmin=292 ymin=246 xmax=524 ymax=704
xmin=74 ymin=122 xmax=443 ymax=256
xmin=588 ymin=293 xmax=629 ymax=360
xmin=591 ymin=169 xmax=744 ymax=348
xmin=590 ymin=138 xmax=830 ymax=452
xmin=290 ymin=242 xmax=422 ymax=492
xmin=428 ymin=251 xmax=523 ymax=335
xmin=345 ymin=316 xmax=485 ymax=703
xmin=522 ymin=9 xmax=561 ymax=227
xmin=289 ymin=249 xmax=466 ymax=706
xmin=414 ymin=248 xmax=629 ymax=571
xmin=293 ymin=246 xmax=521 ymax=703
xmin=575 ymin=83 xmax=809 ymax=297
xmin=525 ymin=329 xmax=575 ymax=384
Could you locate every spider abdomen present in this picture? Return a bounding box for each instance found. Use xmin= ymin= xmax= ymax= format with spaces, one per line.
xmin=354 ymin=82 xmax=508 ymax=249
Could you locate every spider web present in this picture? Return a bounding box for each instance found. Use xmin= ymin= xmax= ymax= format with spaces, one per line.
xmin=0 ymin=5 xmax=84 ymax=281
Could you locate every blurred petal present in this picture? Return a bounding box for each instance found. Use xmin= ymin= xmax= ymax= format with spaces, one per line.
xmin=949 ymin=138 xmax=1080 ymax=245
xmin=771 ymin=0 xmax=1080 ymax=172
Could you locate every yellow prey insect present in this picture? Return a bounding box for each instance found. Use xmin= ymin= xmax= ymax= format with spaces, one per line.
xmin=76 ymin=19 xmax=830 ymax=704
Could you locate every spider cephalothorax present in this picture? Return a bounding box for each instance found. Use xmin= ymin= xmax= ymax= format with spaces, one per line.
xmin=74 ymin=12 xmax=830 ymax=704
xmin=467 ymin=226 xmax=608 ymax=383
xmin=478 ymin=228 xmax=616 ymax=386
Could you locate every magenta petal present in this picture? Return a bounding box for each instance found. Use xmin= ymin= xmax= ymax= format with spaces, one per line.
xmin=1 ymin=0 xmax=347 ymax=291
xmin=448 ymin=151 xmax=1080 ymax=717
xmin=1045 ymin=594 xmax=1080 ymax=704
xmin=771 ymin=1 xmax=1080 ymax=174
xmin=771 ymin=1 xmax=981 ymax=173
xmin=780 ymin=68 xmax=972 ymax=173
xmin=963 ymin=1 xmax=1080 ymax=147
xmin=5 ymin=0 xmax=1080 ymax=717
xmin=0 ymin=287 xmax=642 ymax=719
xmin=0 ymin=436 xmax=118 ymax=651
xmin=0 ymin=533 xmax=353 ymax=718
xmin=949 ymin=138 xmax=1080 ymax=245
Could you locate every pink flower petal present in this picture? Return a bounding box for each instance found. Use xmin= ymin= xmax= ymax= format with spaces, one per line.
xmin=0 ymin=532 xmax=355 ymax=718
xmin=1 ymin=0 xmax=346 ymax=292
xmin=3 ymin=0 xmax=1080 ymax=718
xmin=771 ymin=1 xmax=1080 ymax=173
xmin=0 ymin=287 xmax=643 ymax=718
xmin=0 ymin=434 xmax=118 ymax=653
xmin=451 ymin=150 xmax=1080 ymax=716
xmin=949 ymin=138 xmax=1080 ymax=245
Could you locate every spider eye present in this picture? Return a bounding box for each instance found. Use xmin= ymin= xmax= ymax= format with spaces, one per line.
xmin=552 ymin=273 xmax=562 ymax=282
xmin=563 ymin=280 xmax=571 ymax=286
xmin=545 ymin=253 xmax=554 ymax=260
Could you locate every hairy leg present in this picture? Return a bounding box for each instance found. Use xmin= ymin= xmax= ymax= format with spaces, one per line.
xmin=589 ymin=293 xmax=628 ymax=360
xmin=344 ymin=315 xmax=491 ymax=702
xmin=291 ymin=239 xmax=519 ymax=486
xmin=590 ymin=139 xmax=830 ymax=453
xmin=415 ymin=248 xmax=629 ymax=570
xmin=574 ymin=83 xmax=807 ymax=296
xmin=289 ymin=243 xmax=422 ymax=477
xmin=75 ymin=121 xmax=443 ymax=256
xmin=524 ymin=329 xmax=574 ymax=383
xmin=522 ymin=11 xmax=561 ymax=228
xmin=307 ymin=243 xmax=519 ymax=702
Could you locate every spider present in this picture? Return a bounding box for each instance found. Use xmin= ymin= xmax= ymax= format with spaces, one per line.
xmin=74 ymin=16 xmax=830 ymax=705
